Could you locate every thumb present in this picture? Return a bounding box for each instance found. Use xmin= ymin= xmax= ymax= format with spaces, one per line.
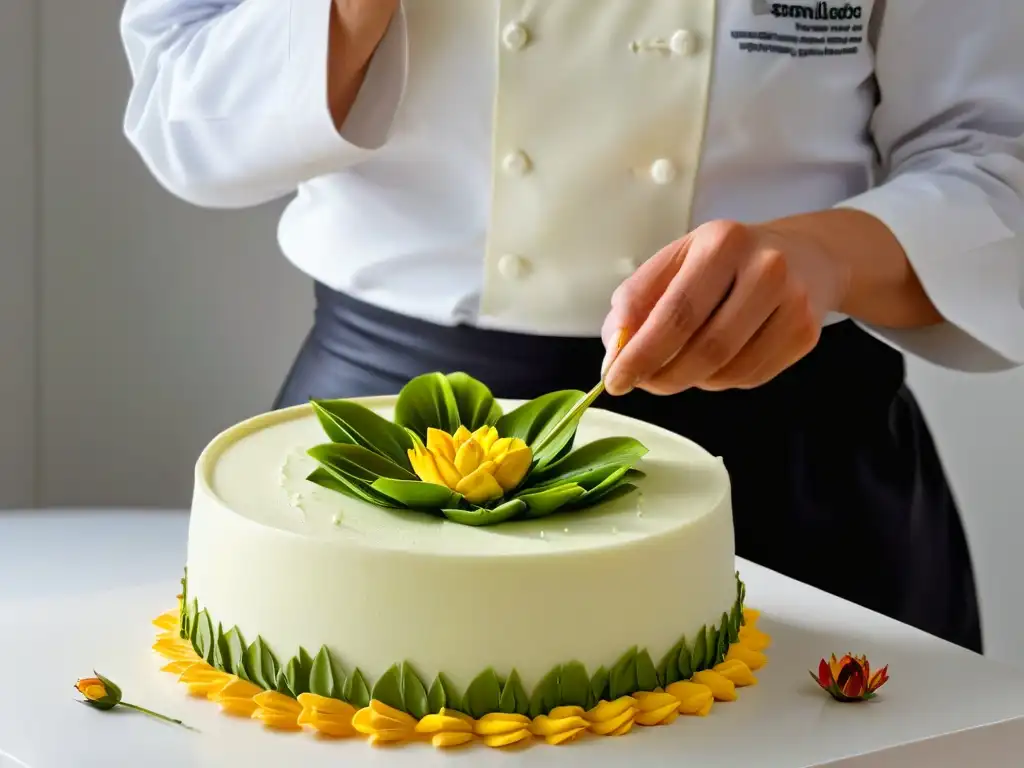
xmin=601 ymin=239 xmax=688 ymax=378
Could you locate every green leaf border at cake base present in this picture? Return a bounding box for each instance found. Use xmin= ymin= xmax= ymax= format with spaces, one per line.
xmin=304 ymin=372 xmax=649 ymax=526
xmin=177 ymin=570 xmax=750 ymax=720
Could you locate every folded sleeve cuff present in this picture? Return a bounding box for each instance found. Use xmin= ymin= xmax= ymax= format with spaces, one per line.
xmin=286 ymin=0 xmax=408 ymax=169
xmin=837 ymin=175 xmax=1024 ymax=372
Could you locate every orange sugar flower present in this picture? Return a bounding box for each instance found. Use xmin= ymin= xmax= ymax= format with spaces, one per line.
xmin=812 ymin=654 xmax=889 ymax=702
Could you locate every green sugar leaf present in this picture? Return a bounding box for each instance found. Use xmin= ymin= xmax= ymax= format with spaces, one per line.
xmin=528 ymin=665 xmax=562 ymax=719
xmin=691 ymin=627 xmax=708 ymax=674
xmin=224 ymin=627 xmax=247 ymax=681
xmin=284 ymin=649 xmax=313 ymax=697
xmin=307 ymin=443 xmax=416 ymax=484
xmin=309 ymin=646 xmax=338 ymax=698
xmin=657 ymin=637 xmax=686 ymax=687
xmin=394 ymin=372 xmax=461 ymax=439
xmin=370 ymin=663 xmax=404 ymax=712
xmin=515 ymin=484 xmax=586 ymax=518
xmin=400 ymin=661 xmax=430 ymax=720
xmin=464 ymin=668 xmax=502 ymax=719
xmin=310 ymin=399 xmax=414 ymax=470
xmin=275 ymin=667 xmax=295 ymax=698
xmin=729 ymin=601 xmax=742 ymax=643
xmin=213 ymin=622 xmax=230 ymax=674
xmin=590 ymin=666 xmax=610 ymax=706
xmin=676 ymin=636 xmax=694 ymax=681
xmin=194 ymin=609 xmax=215 ymax=664
xmin=304 ymin=466 xmax=381 ymax=505
xmin=608 ymin=647 xmax=639 ymax=700
xmin=559 ymin=661 xmax=591 ymax=708
xmin=371 ymin=478 xmax=460 ymax=510
xmin=441 ymin=498 xmax=525 ymax=526
xmin=529 ymin=437 xmax=648 ymax=486
xmin=495 ymin=389 xmax=586 ymax=469
xmin=635 ymin=649 xmax=659 ymax=693
xmin=705 ymin=625 xmax=719 ymax=671
xmin=498 ymin=669 xmax=529 ymax=716
xmin=344 ymin=668 xmax=370 ymax=709
xmin=446 ymin=372 xmax=503 ymax=430
xmin=243 ymin=637 xmax=279 ymax=690
xmin=427 ymin=673 xmax=462 ymax=715
xmin=716 ymin=613 xmax=731 ymax=665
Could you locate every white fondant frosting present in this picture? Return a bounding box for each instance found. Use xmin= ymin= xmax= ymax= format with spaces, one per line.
xmin=186 ymin=398 xmax=736 ymax=691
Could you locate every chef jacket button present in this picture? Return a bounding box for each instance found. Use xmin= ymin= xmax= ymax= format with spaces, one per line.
xmin=649 ymin=158 xmax=677 ymax=185
xmin=670 ymin=29 xmax=697 ymax=56
xmin=498 ymin=253 xmax=530 ymax=279
xmin=502 ymin=22 xmax=530 ymax=51
xmin=502 ymin=150 xmax=532 ymax=176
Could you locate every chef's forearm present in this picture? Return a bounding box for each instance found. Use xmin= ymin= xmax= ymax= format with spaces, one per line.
xmin=762 ymin=209 xmax=944 ymax=329
xmin=328 ymin=0 xmax=400 ymax=130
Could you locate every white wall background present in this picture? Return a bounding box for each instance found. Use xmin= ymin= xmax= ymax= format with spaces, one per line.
xmin=1 ymin=1 xmax=1022 ymax=662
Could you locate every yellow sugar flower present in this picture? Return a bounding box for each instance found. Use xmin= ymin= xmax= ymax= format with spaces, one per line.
xmin=296 ymin=693 xmax=358 ymax=737
xmin=408 ymin=425 xmax=532 ymax=504
xmin=251 ymin=691 xmax=303 ymax=730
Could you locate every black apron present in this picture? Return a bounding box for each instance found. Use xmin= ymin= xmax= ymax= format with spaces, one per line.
xmin=275 ymin=282 xmax=983 ymax=654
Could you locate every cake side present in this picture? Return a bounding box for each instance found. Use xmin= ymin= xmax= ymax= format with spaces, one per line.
xmin=185 ymin=399 xmax=736 ymax=695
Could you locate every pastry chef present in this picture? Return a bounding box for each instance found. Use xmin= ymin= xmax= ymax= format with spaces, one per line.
xmin=121 ymin=0 xmax=1024 ymax=654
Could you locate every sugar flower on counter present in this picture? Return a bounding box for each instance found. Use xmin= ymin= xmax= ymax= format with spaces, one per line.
xmin=812 ymin=654 xmax=889 ymax=702
xmin=76 ymin=672 xmax=196 ymax=729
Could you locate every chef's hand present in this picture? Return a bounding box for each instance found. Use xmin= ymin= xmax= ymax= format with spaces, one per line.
xmin=601 ymin=219 xmax=850 ymax=395
xmin=328 ymin=0 xmax=400 ymax=129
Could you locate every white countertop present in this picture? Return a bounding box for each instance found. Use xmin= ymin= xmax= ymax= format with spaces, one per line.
xmin=2 ymin=508 xmax=1024 ymax=768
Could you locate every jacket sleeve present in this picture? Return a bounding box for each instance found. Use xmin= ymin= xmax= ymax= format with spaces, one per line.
xmin=120 ymin=0 xmax=407 ymax=209
xmin=836 ymin=0 xmax=1024 ymax=372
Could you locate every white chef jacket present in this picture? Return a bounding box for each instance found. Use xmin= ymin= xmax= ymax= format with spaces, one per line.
xmin=120 ymin=0 xmax=1024 ymax=372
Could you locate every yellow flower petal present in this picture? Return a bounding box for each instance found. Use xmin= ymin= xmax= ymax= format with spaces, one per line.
xmin=738 ymin=625 xmax=771 ymax=651
xmin=714 ymin=659 xmax=758 ymax=687
xmin=743 ymin=608 xmax=761 ymax=626
xmin=585 ymin=697 xmax=637 ymax=736
xmin=584 ymin=697 xmax=637 ymax=722
xmin=426 ymin=428 xmax=457 ymax=461
xmin=251 ymin=691 xmax=303 ymax=730
xmin=725 ymin=642 xmax=768 ymax=671
xmin=410 ymin=448 xmax=448 ymax=487
xmin=252 ymin=691 xmax=303 ymax=715
xmin=296 ymin=693 xmax=356 ymax=716
xmin=432 ymin=731 xmax=475 ymax=748
xmin=152 ymin=611 xmax=179 ymax=630
xmin=531 ymin=714 xmax=589 ymax=737
xmin=474 ymin=712 xmax=532 ymax=736
xmin=160 ymin=660 xmax=194 ymax=675
xmin=416 ymin=711 xmax=474 ymax=734
xmin=212 ymin=678 xmax=263 ymax=701
xmin=482 ymin=729 xmax=531 ymax=748
xmin=455 ymin=463 xmax=505 ymax=504
xmin=634 ymin=691 xmax=681 ymax=726
xmin=219 ymin=697 xmax=259 ymax=717
xmin=665 ymin=681 xmax=714 ymax=716
xmin=691 ymin=670 xmax=737 ymax=702
xmin=547 ymin=726 xmax=588 ymax=745
xmin=473 ymin=426 xmax=500 ymax=452
xmin=433 ymin=452 xmax=463 ymax=489
xmin=493 ymin=446 xmax=532 ymax=491
xmin=452 ymin=425 xmax=472 ymax=447
xmin=454 ymin=438 xmax=485 ymax=476
xmin=83 ymin=684 xmax=107 ymax=701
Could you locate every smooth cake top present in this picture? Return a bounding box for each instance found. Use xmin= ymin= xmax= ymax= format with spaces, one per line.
xmin=201 ymin=400 xmax=729 ymax=557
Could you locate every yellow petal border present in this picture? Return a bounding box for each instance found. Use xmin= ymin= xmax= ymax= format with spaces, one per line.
xmin=152 ymin=605 xmax=769 ymax=749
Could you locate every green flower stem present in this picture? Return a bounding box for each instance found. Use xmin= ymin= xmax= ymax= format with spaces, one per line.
xmin=121 ymin=702 xmax=198 ymax=731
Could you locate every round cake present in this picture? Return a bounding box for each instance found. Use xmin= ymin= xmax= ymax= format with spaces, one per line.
xmin=156 ymin=375 xmax=769 ymax=748
xmin=186 ymin=398 xmax=735 ymax=691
